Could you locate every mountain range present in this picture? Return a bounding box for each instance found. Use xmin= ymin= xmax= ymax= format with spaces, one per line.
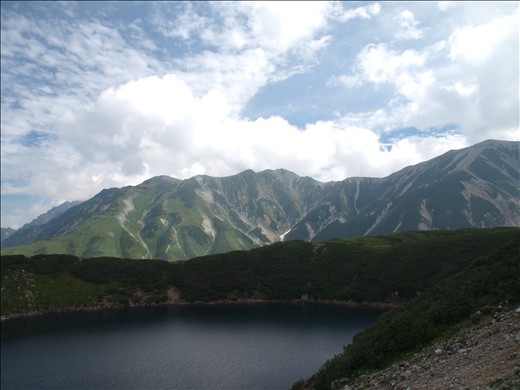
xmin=1 ymin=139 xmax=519 ymax=261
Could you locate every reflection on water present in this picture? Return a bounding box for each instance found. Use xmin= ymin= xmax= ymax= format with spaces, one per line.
xmin=2 ymin=304 xmax=383 ymax=390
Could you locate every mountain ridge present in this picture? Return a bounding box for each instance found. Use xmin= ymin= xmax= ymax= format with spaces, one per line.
xmin=287 ymin=139 xmax=519 ymax=241
xmin=2 ymin=139 xmax=519 ymax=260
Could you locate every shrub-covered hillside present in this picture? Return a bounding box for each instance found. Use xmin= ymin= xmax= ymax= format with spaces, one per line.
xmin=299 ymin=230 xmax=520 ymax=389
xmin=2 ymin=228 xmax=518 ymax=319
xmin=2 ymin=228 xmax=519 ymax=389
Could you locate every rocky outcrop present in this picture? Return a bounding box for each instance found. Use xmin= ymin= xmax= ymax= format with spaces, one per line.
xmin=338 ymin=306 xmax=520 ymax=390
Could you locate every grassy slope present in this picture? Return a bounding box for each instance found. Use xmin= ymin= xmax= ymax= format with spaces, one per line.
xmin=0 ymin=188 xmax=258 ymax=261
xmin=0 ymin=254 xmax=175 ymax=316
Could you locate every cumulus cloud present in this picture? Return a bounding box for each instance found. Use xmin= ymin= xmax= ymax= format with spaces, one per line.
xmin=243 ymin=1 xmax=332 ymax=53
xmin=174 ymin=48 xmax=274 ymax=115
xmin=331 ymin=6 xmax=519 ymax=141
xmin=448 ymin=14 xmax=514 ymax=65
xmin=437 ymin=2 xmax=456 ymax=12
xmin=53 ymin=74 xmax=469 ymax=191
xmin=339 ymin=2 xmax=381 ymax=22
xmin=1 ymin=2 xmax=518 ymax=228
xmin=356 ymin=44 xmax=427 ymax=85
xmin=394 ymin=10 xmax=423 ymax=40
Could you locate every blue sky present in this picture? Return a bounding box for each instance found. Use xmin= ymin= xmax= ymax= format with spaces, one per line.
xmin=1 ymin=1 xmax=519 ymax=228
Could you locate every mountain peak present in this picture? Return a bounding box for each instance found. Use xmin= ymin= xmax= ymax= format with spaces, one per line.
xmin=141 ymin=175 xmax=180 ymax=185
xmin=2 ymin=140 xmax=518 ymax=259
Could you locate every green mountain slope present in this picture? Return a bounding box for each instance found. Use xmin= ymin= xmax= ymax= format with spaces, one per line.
xmin=2 ymin=140 xmax=519 ymax=260
xmin=2 ymin=170 xmax=329 ymax=260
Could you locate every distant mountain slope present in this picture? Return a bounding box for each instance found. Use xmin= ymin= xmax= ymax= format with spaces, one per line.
xmin=0 ymin=228 xmax=16 ymax=242
xmin=1 ymin=140 xmax=519 ymax=260
xmin=286 ymin=139 xmax=520 ymax=241
xmin=2 ymin=170 xmax=329 ymax=259
xmin=0 ymin=201 xmax=80 ymax=245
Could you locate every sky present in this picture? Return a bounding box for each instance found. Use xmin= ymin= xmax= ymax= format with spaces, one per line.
xmin=1 ymin=1 xmax=519 ymax=229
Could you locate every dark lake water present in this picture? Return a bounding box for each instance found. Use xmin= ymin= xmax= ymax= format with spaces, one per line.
xmin=1 ymin=304 xmax=383 ymax=390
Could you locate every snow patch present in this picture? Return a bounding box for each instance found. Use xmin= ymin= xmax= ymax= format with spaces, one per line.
xmin=280 ymin=229 xmax=291 ymax=241
xmin=393 ymin=220 xmax=403 ymax=233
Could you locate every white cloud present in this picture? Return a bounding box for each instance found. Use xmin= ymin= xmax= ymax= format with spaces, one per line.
xmin=394 ymin=10 xmax=423 ymax=40
xmin=152 ymin=2 xmax=208 ymax=40
xmin=328 ymin=74 xmax=362 ymax=88
xmin=339 ymin=2 xmax=381 ymax=22
xmin=3 ymin=72 xmax=468 ymax=224
xmin=437 ymin=2 xmax=456 ymax=12
xmin=0 ymin=12 xmax=163 ymax=143
xmin=448 ymin=14 xmax=514 ymax=65
xmin=98 ymin=75 xmax=202 ymax=125
xmin=1 ymin=2 xmax=518 ymax=228
xmin=445 ymin=82 xmax=477 ymax=97
xmin=154 ymin=1 xmax=333 ymax=58
xmin=174 ymin=48 xmax=274 ymax=115
xmin=331 ymin=7 xmax=519 ymax=141
xmin=244 ymin=1 xmax=332 ymax=53
xmin=356 ymin=43 xmax=426 ymax=85
xmin=149 ymin=2 xmax=334 ymax=114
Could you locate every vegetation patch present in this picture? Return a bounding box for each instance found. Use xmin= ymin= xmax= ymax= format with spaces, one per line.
xmin=308 ymin=233 xmax=520 ymax=389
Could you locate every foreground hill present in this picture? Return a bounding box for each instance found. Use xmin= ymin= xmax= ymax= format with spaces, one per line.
xmin=0 ymin=228 xmax=520 ymax=389
xmin=2 ymin=228 xmax=519 ymax=389
xmin=2 ymin=140 xmax=519 ymax=261
xmin=0 ymin=228 xmax=516 ymax=317
xmin=299 ymin=229 xmax=519 ymax=389
xmin=320 ymin=306 xmax=519 ymax=389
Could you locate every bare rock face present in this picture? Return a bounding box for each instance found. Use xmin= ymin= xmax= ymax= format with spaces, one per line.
xmin=343 ymin=306 xmax=520 ymax=390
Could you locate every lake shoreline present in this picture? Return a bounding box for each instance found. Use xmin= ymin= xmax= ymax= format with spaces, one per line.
xmin=0 ymin=298 xmax=397 ymax=323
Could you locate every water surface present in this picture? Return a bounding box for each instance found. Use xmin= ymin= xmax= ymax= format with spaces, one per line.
xmin=1 ymin=304 xmax=383 ymax=390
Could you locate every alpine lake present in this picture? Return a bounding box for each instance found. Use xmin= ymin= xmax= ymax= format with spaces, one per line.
xmin=1 ymin=303 xmax=384 ymax=390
